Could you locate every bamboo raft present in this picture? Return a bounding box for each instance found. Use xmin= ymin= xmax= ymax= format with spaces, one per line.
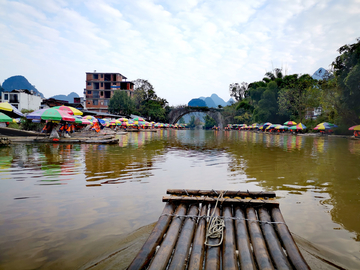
xmin=128 ymin=189 xmax=310 ymax=270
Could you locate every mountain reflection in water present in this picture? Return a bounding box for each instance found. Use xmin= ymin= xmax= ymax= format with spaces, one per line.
xmin=0 ymin=130 xmax=360 ymax=269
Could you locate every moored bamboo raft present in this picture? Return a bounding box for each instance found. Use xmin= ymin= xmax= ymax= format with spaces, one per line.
xmin=128 ymin=189 xmax=310 ymax=270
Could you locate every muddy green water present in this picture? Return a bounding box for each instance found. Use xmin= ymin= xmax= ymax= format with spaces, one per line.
xmin=1 ymin=130 xmax=360 ymax=269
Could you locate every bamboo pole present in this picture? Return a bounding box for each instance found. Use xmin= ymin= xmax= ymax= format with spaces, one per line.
xmin=204 ymin=205 xmax=221 ymax=270
xmin=246 ymin=207 xmax=274 ymax=270
xmin=188 ymin=204 xmax=208 ymax=270
xmin=271 ymin=207 xmax=310 ymax=270
xmin=127 ymin=202 xmax=175 ymax=270
xmin=222 ymin=205 xmax=238 ymax=270
xmin=258 ymin=207 xmax=292 ymax=270
xmin=163 ymin=195 xmax=279 ymax=205
xmin=168 ymin=204 xmax=199 ymax=270
xmin=234 ymin=206 xmax=256 ymax=270
xmin=147 ymin=204 xmax=187 ymax=270
xmin=167 ymin=189 xmax=276 ymax=198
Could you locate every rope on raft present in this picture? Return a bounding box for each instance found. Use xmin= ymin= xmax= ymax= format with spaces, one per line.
xmin=204 ymin=191 xmax=225 ymax=247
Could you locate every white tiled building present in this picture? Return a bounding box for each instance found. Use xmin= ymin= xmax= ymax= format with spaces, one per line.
xmin=1 ymin=89 xmax=42 ymax=111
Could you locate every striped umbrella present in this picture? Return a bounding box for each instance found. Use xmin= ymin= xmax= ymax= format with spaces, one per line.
xmin=40 ymin=108 xmax=75 ymax=122
xmin=53 ymin=105 xmax=83 ymax=116
xmin=349 ymin=125 xmax=360 ymax=131
xmin=296 ymin=123 xmax=307 ymax=130
xmin=284 ymin=121 xmax=297 ymax=126
xmin=0 ymin=112 xmax=13 ymax=122
xmin=0 ymin=102 xmax=24 ymax=118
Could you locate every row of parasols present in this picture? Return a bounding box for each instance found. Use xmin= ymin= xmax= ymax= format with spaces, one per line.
xmin=0 ymin=102 xmax=186 ymax=129
xmin=227 ymin=121 xmax=339 ymax=131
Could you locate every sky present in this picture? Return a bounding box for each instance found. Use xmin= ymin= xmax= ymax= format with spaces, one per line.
xmin=0 ymin=0 xmax=359 ymax=106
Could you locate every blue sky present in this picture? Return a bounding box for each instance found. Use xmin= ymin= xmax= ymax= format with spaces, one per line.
xmin=0 ymin=0 xmax=359 ymax=105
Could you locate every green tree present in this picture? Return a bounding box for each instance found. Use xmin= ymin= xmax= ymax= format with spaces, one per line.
xmin=178 ymin=117 xmax=185 ymax=124
xmin=108 ymin=90 xmax=135 ymax=116
xmin=204 ymin=115 xmax=217 ymax=129
xmin=229 ymin=82 xmax=248 ymax=101
xmin=332 ymin=38 xmax=360 ymax=123
xmin=278 ymin=74 xmax=318 ymax=122
xmin=188 ymin=115 xmax=196 ymax=129
xmin=132 ymin=78 xmax=169 ymax=122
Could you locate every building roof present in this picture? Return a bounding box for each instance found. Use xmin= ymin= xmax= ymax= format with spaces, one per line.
xmin=86 ymin=72 xmax=128 ymax=80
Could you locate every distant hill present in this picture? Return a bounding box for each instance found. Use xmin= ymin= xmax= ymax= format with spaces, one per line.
xmin=50 ymin=92 xmax=79 ymax=103
xmin=188 ymin=98 xmax=207 ymax=107
xmin=189 ymin=94 xmax=234 ymax=108
xmin=204 ymin=97 xmax=216 ymax=108
xmin=312 ymin=67 xmax=330 ymax=80
xmin=2 ymin=75 xmax=44 ymax=98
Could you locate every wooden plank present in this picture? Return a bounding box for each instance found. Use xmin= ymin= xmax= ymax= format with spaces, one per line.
xmin=271 ymin=207 xmax=310 ymax=270
xmin=127 ymin=203 xmax=175 ymax=270
xmin=163 ymin=195 xmax=279 ymax=205
xmin=167 ymin=189 xmax=276 ymax=198
xmin=147 ymin=204 xmax=187 ymax=270
xmin=258 ymin=208 xmax=292 ymax=270
xmin=247 ymin=207 xmax=274 ymax=270
xmin=234 ymin=206 xmax=256 ymax=270
xmin=168 ymin=204 xmax=199 ymax=270
xmin=188 ymin=204 xmax=208 ymax=270
xmin=204 ymin=205 xmax=221 ymax=270
xmin=222 ymin=205 xmax=238 ymax=270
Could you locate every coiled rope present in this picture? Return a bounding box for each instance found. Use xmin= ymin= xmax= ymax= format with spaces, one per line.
xmin=204 ymin=191 xmax=225 ymax=247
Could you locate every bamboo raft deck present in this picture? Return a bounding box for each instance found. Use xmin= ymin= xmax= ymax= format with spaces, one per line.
xmin=128 ymin=189 xmax=310 ymax=270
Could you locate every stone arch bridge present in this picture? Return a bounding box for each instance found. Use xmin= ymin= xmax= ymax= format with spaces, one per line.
xmin=168 ymin=107 xmax=225 ymax=128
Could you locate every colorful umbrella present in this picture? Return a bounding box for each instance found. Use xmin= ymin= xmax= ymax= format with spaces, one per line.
xmin=0 ymin=112 xmax=13 ymax=122
xmin=284 ymin=121 xmax=297 ymax=126
xmin=275 ymin=125 xmax=288 ymax=129
xmin=296 ymin=123 xmax=307 ymax=130
xmin=314 ymin=122 xmax=337 ymax=130
xmin=118 ymin=118 xmax=128 ymax=122
xmin=53 ymin=105 xmax=83 ymax=116
xmin=0 ymin=102 xmax=24 ymax=118
xmin=26 ymin=108 xmax=48 ymax=120
xmin=41 ymin=108 xmax=75 ymax=122
xmin=349 ymin=125 xmax=360 ymax=131
xmin=132 ymin=117 xmax=145 ymax=121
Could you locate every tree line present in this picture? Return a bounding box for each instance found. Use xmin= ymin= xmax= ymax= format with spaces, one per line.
xmin=108 ymin=79 xmax=170 ymax=122
xmin=225 ymin=38 xmax=360 ymax=133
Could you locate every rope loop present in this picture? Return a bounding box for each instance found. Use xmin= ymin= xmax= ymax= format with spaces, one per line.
xmin=204 ymin=191 xmax=225 ymax=247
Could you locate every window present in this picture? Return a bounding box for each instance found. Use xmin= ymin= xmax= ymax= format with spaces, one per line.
xmin=100 ymin=91 xmax=103 ymax=96
xmin=104 ymin=100 xmax=109 ymax=106
xmin=87 ymin=90 xmax=91 ymax=94
xmin=93 ymin=74 xmax=98 ymax=79
xmin=93 ymin=91 xmax=100 ymax=98
xmin=101 ymin=82 xmax=103 ymax=87
xmin=4 ymin=94 xmax=8 ymax=100
xmin=87 ymin=82 xmax=91 ymax=86
xmin=94 ymin=82 xmax=99 ymax=89
xmin=93 ymin=100 xmax=98 ymax=105
xmin=101 ymin=74 xmax=103 ymax=78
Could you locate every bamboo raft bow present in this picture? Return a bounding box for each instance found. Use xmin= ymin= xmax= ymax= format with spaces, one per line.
xmin=128 ymin=189 xmax=310 ymax=270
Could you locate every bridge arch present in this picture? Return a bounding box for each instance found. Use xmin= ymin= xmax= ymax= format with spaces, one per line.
xmin=168 ymin=107 xmax=225 ymax=129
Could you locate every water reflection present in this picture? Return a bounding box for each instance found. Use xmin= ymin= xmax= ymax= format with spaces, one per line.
xmin=1 ymin=130 xmax=360 ymax=269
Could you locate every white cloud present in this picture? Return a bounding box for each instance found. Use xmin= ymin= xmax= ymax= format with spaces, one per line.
xmin=0 ymin=0 xmax=360 ymax=105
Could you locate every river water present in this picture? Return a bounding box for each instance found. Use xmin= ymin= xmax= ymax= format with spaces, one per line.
xmin=1 ymin=130 xmax=360 ymax=269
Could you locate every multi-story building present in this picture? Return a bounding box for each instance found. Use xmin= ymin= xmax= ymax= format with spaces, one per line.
xmin=1 ymin=89 xmax=42 ymax=111
xmin=84 ymin=72 xmax=134 ymax=113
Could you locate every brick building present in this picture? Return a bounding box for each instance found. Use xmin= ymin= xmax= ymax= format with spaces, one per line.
xmin=84 ymin=72 xmax=134 ymax=113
